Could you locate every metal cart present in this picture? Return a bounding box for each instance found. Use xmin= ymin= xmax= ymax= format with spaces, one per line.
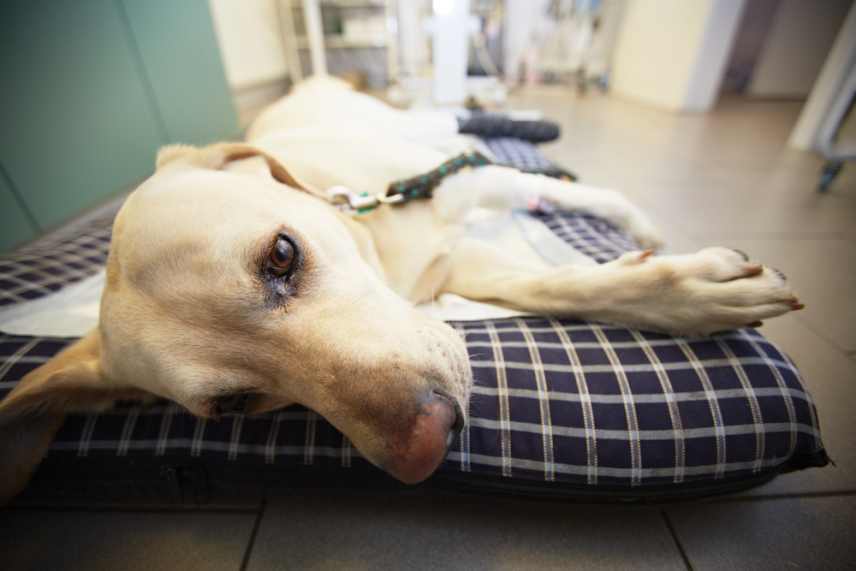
xmin=817 ymin=65 xmax=856 ymax=192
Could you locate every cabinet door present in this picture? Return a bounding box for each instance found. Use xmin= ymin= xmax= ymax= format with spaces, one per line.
xmin=121 ymin=0 xmax=239 ymax=143
xmin=0 ymin=168 xmax=37 ymax=251
xmin=0 ymin=0 xmax=165 ymax=231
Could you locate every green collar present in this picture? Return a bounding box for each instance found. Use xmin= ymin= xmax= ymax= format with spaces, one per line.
xmin=329 ymin=150 xmax=493 ymax=215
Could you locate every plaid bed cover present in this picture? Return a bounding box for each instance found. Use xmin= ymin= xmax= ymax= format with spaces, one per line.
xmin=484 ymin=137 xmax=578 ymax=180
xmin=0 ymin=141 xmax=827 ymax=493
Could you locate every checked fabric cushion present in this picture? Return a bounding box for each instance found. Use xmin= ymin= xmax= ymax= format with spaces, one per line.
xmin=0 ymin=146 xmax=828 ymax=500
xmin=483 ymin=137 xmax=578 ymax=180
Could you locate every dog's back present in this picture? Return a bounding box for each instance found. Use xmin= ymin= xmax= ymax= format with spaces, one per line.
xmin=246 ymin=77 xmax=475 ymax=194
xmin=247 ymin=76 xmax=458 ymax=141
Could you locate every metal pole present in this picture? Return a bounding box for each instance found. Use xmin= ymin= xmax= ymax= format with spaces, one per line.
xmin=302 ymin=0 xmax=327 ymax=76
xmin=277 ymin=0 xmax=303 ymax=81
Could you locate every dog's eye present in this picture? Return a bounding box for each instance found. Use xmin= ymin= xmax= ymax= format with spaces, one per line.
xmin=268 ymin=235 xmax=296 ymax=276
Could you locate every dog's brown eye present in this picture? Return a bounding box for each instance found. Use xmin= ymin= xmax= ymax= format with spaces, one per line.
xmin=269 ymin=235 xmax=296 ymax=276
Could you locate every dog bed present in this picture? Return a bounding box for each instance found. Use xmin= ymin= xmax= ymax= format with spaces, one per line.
xmin=0 ymin=139 xmax=828 ymax=504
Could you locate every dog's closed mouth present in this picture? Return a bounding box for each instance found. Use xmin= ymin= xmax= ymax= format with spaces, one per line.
xmin=432 ymin=389 xmax=465 ymax=436
xmin=212 ymin=391 xmax=255 ymax=417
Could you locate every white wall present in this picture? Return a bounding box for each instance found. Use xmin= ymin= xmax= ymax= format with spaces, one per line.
xmin=683 ymin=0 xmax=747 ymax=110
xmin=610 ymin=0 xmax=744 ymax=111
xmin=208 ymin=0 xmax=289 ymax=89
xmin=748 ymin=0 xmax=851 ymax=98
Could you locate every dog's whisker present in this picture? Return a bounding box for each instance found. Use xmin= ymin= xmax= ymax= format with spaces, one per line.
xmin=465 ymin=395 xmax=485 ymax=418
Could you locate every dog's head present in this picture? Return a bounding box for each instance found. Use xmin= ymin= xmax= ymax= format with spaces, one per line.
xmin=0 ymin=143 xmax=471 ymax=500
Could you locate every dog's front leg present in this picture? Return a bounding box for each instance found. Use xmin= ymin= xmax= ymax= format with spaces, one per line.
xmin=442 ymin=239 xmax=801 ymax=335
xmin=434 ymin=167 xmax=663 ymax=249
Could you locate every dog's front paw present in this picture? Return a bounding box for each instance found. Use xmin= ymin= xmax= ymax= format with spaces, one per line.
xmin=644 ymin=247 xmax=802 ymax=335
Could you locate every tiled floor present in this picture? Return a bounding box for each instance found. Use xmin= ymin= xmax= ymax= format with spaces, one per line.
xmin=2 ymin=90 xmax=855 ymax=569
xmin=0 ymin=508 xmax=259 ymax=570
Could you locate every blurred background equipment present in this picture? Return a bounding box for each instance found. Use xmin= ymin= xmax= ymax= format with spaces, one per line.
xmin=277 ymin=0 xmax=398 ymax=88
xmin=2 ymin=0 xmax=854 ymax=252
xmin=816 ymin=65 xmax=856 ymax=192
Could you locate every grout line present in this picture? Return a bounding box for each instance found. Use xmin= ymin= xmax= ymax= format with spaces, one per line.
xmin=703 ymin=489 xmax=856 ymax=505
xmin=691 ymin=233 xmax=852 ymax=240
xmin=2 ymin=504 xmax=260 ymax=515
xmin=239 ymin=498 xmax=267 ymax=571
xmin=0 ymin=158 xmax=41 ymax=234
xmin=114 ymin=0 xmax=171 ymax=143
xmin=791 ymin=314 xmax=856 ymax=361
xmin=661 ymin=510 xmax=694 ymax=571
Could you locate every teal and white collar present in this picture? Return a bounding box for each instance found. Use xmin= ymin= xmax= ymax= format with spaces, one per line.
xmin=328 ymin=150 xmax=492 ymax=215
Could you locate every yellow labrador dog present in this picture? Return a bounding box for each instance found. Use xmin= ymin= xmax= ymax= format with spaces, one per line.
xmin=0 ymin=77 xmax=801 ymax=502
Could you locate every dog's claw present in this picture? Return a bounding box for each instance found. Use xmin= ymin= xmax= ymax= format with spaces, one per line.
xmin=771 ymin=267 xmax=788 ymax=282
xmin=648 ymin=247 xmax=801 ymax=334
xmin=731 ymin=248 xmax=750 ymax=262
xmin=619 ymin=249 xmax=655 ymax=266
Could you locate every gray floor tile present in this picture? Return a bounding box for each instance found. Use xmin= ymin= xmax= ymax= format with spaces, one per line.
xmin=247 ymin=492 xmax=686 ymax=571
xmin=732 ymin=314 xmax=856 ymax=497
xmin=667 ymin=496 xmax=856 ymax=570
xmin=532 ymin=92 xmax=856 ymax=241
xmin=0 ymin=509 xmax=256 ymax=571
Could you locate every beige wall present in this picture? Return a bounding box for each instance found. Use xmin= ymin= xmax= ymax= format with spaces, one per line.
xmin=612 ymin=0 xmax=714 ymax=109
xmin=611 ymin=0 xmax=744 ymax=111
xmin=208 ymin=0 xmax=289 ymax=89
xmin=748 ymin=0 xmax=851 ymax=98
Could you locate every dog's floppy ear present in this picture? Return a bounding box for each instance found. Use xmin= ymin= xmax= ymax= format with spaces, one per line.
xmin=0 ymin=330 xmax=143 ymax=504
xmin=155 ymin=142 xmax=313 ymax=192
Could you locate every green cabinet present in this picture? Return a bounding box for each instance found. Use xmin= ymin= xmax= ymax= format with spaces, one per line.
xmin=121 ymin=0 xmax=239 ymax=144
xmin=0 ymin=168 xmax=37 ymax=251
xmin=0 ymin=0 xmax=237 ymax=251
